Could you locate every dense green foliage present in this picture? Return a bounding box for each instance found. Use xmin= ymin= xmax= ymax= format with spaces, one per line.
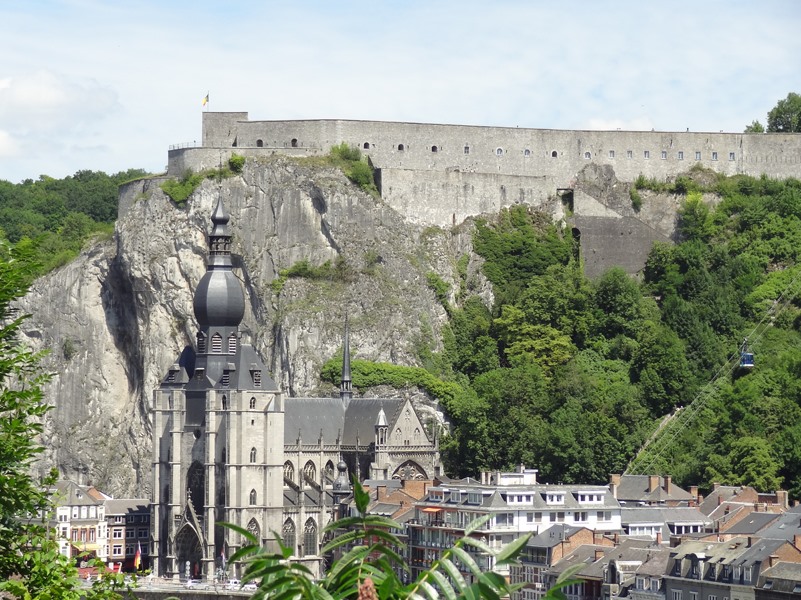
xmin=160 ymin=160 xmax=244 ymax=205
xmin=327 ymin=143 xmax=379 ymax=194
xmin=0 ymin=169 xmax=147 ymax=278
xmin=325 ymin=177 xmax=801 ymax=496
xmin=745 ymin=91 xmax=801 ymax=133
xmin=0 ymin=243 xmax=130 ymax=599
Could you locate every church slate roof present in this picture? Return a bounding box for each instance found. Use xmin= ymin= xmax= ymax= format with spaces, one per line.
xmin=283 ymin=397 xmax=403 ymax=446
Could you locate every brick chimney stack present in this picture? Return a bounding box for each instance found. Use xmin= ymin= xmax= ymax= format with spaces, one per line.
xmin=649 ymin=475 xmax=659 ymax=493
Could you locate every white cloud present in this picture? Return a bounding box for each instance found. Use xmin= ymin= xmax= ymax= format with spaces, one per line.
xmin=0 ymin=130 xmax=19 ymax=158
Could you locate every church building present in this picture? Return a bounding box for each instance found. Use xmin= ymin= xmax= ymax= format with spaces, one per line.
xmin=151 ymin=195 xmax=440 ymax=580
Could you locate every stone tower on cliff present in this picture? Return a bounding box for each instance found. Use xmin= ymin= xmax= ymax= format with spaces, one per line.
xmin=151 ymin=194 xmax=284 ymax=580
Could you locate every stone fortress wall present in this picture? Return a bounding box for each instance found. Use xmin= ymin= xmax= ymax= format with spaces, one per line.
xmin=165 ymin=112 xmax=801 ymax=276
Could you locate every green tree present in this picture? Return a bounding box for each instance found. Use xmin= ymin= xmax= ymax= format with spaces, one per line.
xmin=744 ymin=120 xmax=764 ymax=133
xmin=767 ymin=92 xmax=801 ymax=133
xmin=728 ymin=436 xmax=782 ymax=491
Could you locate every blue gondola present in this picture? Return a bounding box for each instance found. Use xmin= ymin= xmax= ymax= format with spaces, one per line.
xmin=739 ymin=338 xmax=754 ymax=369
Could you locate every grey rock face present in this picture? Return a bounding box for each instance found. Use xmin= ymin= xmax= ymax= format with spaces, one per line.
xmin=21 ymin=158 xmax=474 ymax=497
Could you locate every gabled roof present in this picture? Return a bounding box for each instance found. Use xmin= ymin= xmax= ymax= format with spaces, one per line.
xmin=105 ymin=499 xmax=149 ymax=515
xmin=284 ymin=397 xmax=404 ymax=446
xmin=752 ymin=508 xmax=801 ymax=541
xmin=527 ymin=524 xmax=585 ymax=549
xmin=615 ymin=475 xmax=693 ymax=504
xmin=723 ymin=512 xmax=780 ymax=535
xmin=51 ymin=480 xmax=106 ymax=507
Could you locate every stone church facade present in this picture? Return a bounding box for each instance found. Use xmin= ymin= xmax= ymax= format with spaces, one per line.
xmin=150 ymin=195 xmax=440 ymax=580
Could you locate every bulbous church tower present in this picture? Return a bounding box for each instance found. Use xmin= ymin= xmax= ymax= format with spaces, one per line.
xmin=151 ymin=195 xmax=284 ymax=580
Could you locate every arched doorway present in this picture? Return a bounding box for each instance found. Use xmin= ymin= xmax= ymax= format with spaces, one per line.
xmin=175 ymin=524 xmax=203 ymax=580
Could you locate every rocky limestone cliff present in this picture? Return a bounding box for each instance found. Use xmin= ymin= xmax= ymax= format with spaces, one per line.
xmin=20 ymin=157 xmax=490 ymax=497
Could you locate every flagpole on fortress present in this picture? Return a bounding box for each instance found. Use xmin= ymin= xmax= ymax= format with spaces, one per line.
xmin=202 ymin=91 xmax=209 ymax=112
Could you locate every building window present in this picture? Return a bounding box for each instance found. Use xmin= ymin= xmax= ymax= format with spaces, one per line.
xmin=661 ymin=150 xmax=667 ymax=159
xmin=672 ymin=592 xmax=682 ymax=600
xmin=689 ymin=593 xmax=697 ymax=600
xmin=575 ymin=511 xmax=588 ymax=522
xmin=303 ymin=461 xmax=316 ymax=482
xmin=112 ymin=529 xmax=123 ymax=539
xmin=253 ymin=371 xmax=261 ymax=387
xmin=228 ymin=334 xmax=237 ymax=354
xmin=627 ymin=150 xmax=633 ymax=159
xmin=524 ymin=149 xmax=531 ymax=157
xmin=398 ymin=144 xmax=404 ymax=151
xmin=211 ymin=333 xmax=223 ymax=353
xmin=303 ymin=519 xmax=317 ymax=556
xmin=282 ymin=519 xmax=296 ymax=552
xmin=609 ymin=150 xmax=615 ymax=159
xmin=256 ymin=139 xmax=263 ymax=147
xmin=363 ymin=142 xmax=370 ymax=149
xmin=496 ymin=148 xmax=504 ymax=156
xmin=729 ymin=152 xmax=735 ymax=161
xmin=712 ymin=151 xmax=718 ymax=161
xmin=250 ymin=397 xmax=256 ymax=409
xmin=464 ymin=145 xmax=470 ymax=154
xmin=126 ymin=529 xmax=135 ymax=538
xmin=222 ymin=395 xmax=227 ymax=410
xmin=250 ymin=448 xmax=257 ymax=463
xmin=249 ymin=489 xmax=257 ymax=505
xmin=695 ymin=151 xmax=702 ymax=161
xmin=678 ymin=151 xmax=684 ymax=160
xmin=284 ymin=461 xmax=294 ymax=482
xmin=644 ymin=150 xmax=650 ymax=159
xmin=551 ymin=150 xmax=558 ymax=158
xmin=431 ymin=146 xmax=438 ymax=153
xmin=112 ymin=545 xmax=123 ymax=556
xmin=291 ymin=139 xmax=298 ymax=148
xmin=584 ymin=151 xmax=591 ymax=159
xmin=221 ymin=371 xmax=229 ymax=387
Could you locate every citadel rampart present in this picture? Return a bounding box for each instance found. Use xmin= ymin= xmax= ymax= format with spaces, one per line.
xmin=166 ymin=113 xmax=801 ymax=276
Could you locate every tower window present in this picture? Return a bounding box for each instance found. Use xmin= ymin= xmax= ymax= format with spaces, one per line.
xmin=551 ymin=150 xmax=558 ymax=158
xmin=291 ymin=139 xmax=298 ymax=148
xmin=256 ymin=139 xmax=263 ymax=147
xmin=249 ymin=397 xmax=256 ymax=409
xmin=644 ymin=150 xmax=650 ymax=159
xmin=627 ymin=150 xmax=633 ymax=159
xmin=221 ymin=371 xmax=229 ymax=387
xmin=712 ymin=151 xmax=718 ymax=161
xmin=609 ymin=150 xmax=615 ymax=158
xmin=211 ymin=334 xmax=223 ymax=354
xmin=249 ymin=489 xmax=257 ymax=505
xmin=584 ymin=151 xmax=591 ymax=159
xmin=431 ymin=146 xmax=438 ymax=153
xmin=197 ymin=333 xmax=207 ymax=353
xmin=661 ymin=150 xmax=667 ymax=159
xmin=464 ymin=145 xmax=470 ymax=154
xmin=678 ymin=151 xmax=684 ymax=160
xmin=397 ymin=144 xmax=404 ymax=151
xmin=729 ymin=152 xmax=736 ymax=161
xmin=524 ymin=149 xmax=531 ymax=157
xmin=253 ymin=371 xmax=261 ymax=387
xmin=695 ymin=151 xmax=702 ymax=161
xmin=221 ymin=396 xmax=227 ymax=410
xmin=250 ymin=448 xmax=257 ymax=463
xmin=496 ymin=148 xmax=504 ymax=156
xmin=363 ymin=142 xmax=370 ymax=149
xmin=228 ymin=334 xmax=237 ymax=354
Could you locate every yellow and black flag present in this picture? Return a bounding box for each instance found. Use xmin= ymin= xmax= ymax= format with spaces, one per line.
xmin=202 ymin=93 xmax=209 ymax=107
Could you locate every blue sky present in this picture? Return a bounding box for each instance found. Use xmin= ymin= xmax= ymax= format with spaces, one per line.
xmin=1 ymin=0 xmax=799 ymax=183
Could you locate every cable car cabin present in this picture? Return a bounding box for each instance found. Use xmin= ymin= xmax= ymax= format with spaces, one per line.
xmin=739 ymin=339 xmax=754 ymax=369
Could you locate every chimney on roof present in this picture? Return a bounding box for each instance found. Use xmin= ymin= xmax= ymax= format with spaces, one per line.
xmin=610 ymin=474 xmax=621 ymax=498
xmin=519 ymin=464 xmax=525 ymax=473
xmin=595 ymin=548 xmax=605 ymax=561
xmin=794 ymin=534 xmax=801 ymax=550
xmin=713 ymin=482 xmax=720 ymax=490
xmin=776 ymin=490 xmax=789 ymax=509
xmin=689 ymin=486 xmax=698 ymax=505
xmin=664 ymin=476 xmax=672 ymax=495
xmin=377 ymin=485 xmax=387 ymax=501
xmin=656 ymin=530 xmax=663 ymax=545
xmin=769 ymin=555 xmax=779 ymax=568
xmin=649 ymin=475 xmax=659 ymax=493
xmin=747 ymin=536 xmax=753 ymax=548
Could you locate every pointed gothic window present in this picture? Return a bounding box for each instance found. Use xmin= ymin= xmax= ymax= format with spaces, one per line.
xmin=250 ymin=448 xmax=257 ymax=463
xmin=324 ymin=461 xmax=335 ymax=481
xmin=249 ymin=397 xmax=256 ymax=409
xmin=249 ymin=489 xmax=257 ymax=505
xmin=303 ymin=519 xmax=317 ymax=556
xmin=222 ymin=395 xmax=227 ymax=410
xmin=303 ymin=461 xmax=316 ymax=483
xmin=284 ymin=461 xmax=295 ymax=483
xmin=282 ymin=519 xmax=296 ymax=553
xmin=247 ymin=517 xmax=260 ymax=540
xmin=211 ymin=334 xmax=223 ymax=354
xmin=228 ymin=334 xmax=237 ymax=354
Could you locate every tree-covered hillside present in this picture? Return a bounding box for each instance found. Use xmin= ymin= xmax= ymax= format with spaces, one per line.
xmin=0 ymin=169 xmax=148 ymax=278
xmin=326 ymin=169 xmax=801 ymax=498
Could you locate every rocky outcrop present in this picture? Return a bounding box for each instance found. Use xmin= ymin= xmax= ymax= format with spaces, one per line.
xmin=20 ymin=157 xmax=480 ymax=497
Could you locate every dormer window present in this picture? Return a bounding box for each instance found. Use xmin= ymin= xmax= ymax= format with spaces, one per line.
xmin=197 ymin=333 xmax=207 ymax=353
xmin=221 ymin=371 xmax=230 ymax=387
xmin=167 ymin=370 xmax=176 ymax=383
xmin=253 ymin=370 xmax=261 ymax=387
xmin=228 ymin=334 xmax=237 ymax=354
xmin=211 ymin=333 xmax=223 ymax=354
xmin=546 ymin=493 xmax=565 ymax=505
xmin=428 ymin=491 xmax=443 ymax=503
xmin=195 ymin=368 xmax=205 ymax=380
